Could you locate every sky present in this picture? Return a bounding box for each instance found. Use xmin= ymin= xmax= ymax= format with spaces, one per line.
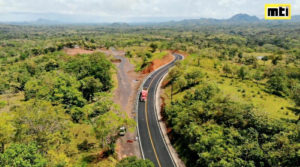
xmin=0 ymin=0 xmax=299 ymax=22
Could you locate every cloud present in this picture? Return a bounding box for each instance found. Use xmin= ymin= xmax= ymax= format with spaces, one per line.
xmin=0 ymin=0 xmax=299 ymax=22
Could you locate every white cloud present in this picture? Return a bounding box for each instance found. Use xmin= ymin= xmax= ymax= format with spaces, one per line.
xmin=0 ymin=0 xmax=299 ymax=22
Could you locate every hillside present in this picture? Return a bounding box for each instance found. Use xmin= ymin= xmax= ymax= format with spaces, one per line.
xmin=160 ymin=25 xmax=300 ymax=166
xmin=228 ymin=14 xmax=260 ymax=22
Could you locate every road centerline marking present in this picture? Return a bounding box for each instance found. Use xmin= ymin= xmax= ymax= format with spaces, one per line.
xmin=145 ymin=100 xmax=162 ymax=167
xmin=142 ymin=55 xmax=178 ymax=167
xmin=144 ymin=64 xmax=172 ymax=167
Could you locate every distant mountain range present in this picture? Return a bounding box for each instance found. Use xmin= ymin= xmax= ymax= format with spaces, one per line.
xmin=158 ymin=14 xmax=300 ymax=27
xmin=228 ymin=14 xmax=260 ymax=22
xmin=1 ymin=14 xmax=300 ymax=26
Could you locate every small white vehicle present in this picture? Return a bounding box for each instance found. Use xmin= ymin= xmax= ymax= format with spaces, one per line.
xmin=119 ymin=126 xmax=126 ymax=136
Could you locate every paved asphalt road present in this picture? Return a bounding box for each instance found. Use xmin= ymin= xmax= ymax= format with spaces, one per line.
xmin=138 ymin=54 xmax=183 ymax=167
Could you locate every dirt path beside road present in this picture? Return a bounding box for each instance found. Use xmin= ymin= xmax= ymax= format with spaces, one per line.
xmin=103 ymin=49 xmax=145 ymax=159
xmin=64 ymin=47 xmax=177 ymax=160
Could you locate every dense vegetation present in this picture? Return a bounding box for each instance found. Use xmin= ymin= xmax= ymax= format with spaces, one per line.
xmin=0 ymin=25 xmax=139 ymax=166
xmin=116 ymin=156 xmax=154 ymax=167
xmin=165 ymin=82 xmax=299 ymax=166
xmin=0 ymin=23 xmax=299 ymax=166
xmin=162 ymin=25 xmax=300 ymax=166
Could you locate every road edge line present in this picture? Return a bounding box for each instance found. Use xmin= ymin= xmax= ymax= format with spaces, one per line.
xmin=135 ymin=55 xmax=176 ymax=160
xmin=153 ymin=54 xmax=184 ymax=167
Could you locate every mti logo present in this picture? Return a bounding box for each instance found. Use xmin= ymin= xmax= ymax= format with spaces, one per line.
xmin=265 ymin=4 xmax=291 ymax=20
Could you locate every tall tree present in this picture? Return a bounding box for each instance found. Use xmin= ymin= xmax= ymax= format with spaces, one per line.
xmin=292 ymin=83 xmax=300 ymax=106
xmin=93 ymin=111 xmax=135 ymax=151
xmin=0 ymin=113 xmax=15 ymax=153
xmin=223 ymin=64 xmax=233 ymax=77
xmin=0 ymin=143 xmax=47 ymax=167
xmin=116 ymin=156 xmax=154 ymax=167
xmin=13 ymin=100 xmax=70 ymax=150
xmin=267 ymin=69 xmax=288 ymax=96
xmin=238 ymin=66 xmax=248 ymax=80
xmin=150 ymin=43 xmax=158 ymax=53
xmin=80 ymin=76 xmax=103 ymax=101
xmin=262 ymin=56 xmax=268 ymax=65
xmin=24 ymin=71 xmax=86 ymax=108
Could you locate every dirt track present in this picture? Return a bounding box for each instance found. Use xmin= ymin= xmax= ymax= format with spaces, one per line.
xmin=63 ymin=48 xmax=95 ymax=55
xmin=105 ymin=49 xmax=145 ymax=159
xmin=64 ymin=47 xmax=144 ymax=158
xmin=63 ymin=48 xmax=177 ymax=159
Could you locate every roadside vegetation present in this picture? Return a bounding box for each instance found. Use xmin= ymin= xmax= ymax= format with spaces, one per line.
xmin=0 ymin=26 xmax=139 ymax=166
xmin=162 ymin=25 xmax=300 ymax=166
xmin=0 ymin=23 xmax=299 ymax=166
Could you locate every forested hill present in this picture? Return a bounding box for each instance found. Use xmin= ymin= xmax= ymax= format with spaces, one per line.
xmin=157 ymin=14 xmax=300 ymax=27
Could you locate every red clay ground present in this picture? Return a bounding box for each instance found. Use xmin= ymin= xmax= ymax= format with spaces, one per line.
xmin=63 ymin=48 xmax=95 ymax=55
xmin=142 ymin=52 xmax=174 ymax=74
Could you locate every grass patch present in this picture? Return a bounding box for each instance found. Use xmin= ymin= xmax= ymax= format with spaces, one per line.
xmin=163 ymin=56 xmax=298 ymax=121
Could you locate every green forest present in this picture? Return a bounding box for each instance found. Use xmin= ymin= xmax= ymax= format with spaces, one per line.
xmin=0 ymin=22 xmax=299 ymax=167
xmin=0 ymin=25 xmax=139 ymax=166
xmin=162 ymin=25 xmax=300 ymax=166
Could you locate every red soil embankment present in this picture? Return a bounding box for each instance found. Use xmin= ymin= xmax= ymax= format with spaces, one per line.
xmin=142 ymin=52 xmax=174 ymax=74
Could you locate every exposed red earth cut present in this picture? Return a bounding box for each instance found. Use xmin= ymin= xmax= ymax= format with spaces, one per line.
xmin=142 ymin=52 xmax=174 ymax=74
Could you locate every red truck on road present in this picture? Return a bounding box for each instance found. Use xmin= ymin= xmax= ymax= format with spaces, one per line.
xmin=140 ymin=88 xmax=148 ymax=102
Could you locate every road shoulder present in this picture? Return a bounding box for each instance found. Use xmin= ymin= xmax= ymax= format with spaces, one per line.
xmin=155 ymin=64 xmax=186 ymax=167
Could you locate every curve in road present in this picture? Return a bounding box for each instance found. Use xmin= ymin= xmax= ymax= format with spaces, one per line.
xmin=138 ymin=54 xmax=183 ymax=167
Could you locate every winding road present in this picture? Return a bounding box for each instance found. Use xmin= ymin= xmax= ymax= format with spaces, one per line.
xmin=137 ymin=54 xmax=183 ymax=167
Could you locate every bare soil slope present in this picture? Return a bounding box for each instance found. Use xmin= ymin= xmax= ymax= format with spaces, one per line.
xmin=142 ymin=53 xmax=174 ymax=74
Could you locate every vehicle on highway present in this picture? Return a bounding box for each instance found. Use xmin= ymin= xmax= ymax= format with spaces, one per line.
xmin=119 ymin=126 xmax=126 ymax=136
xmin=140 ymin=88 xmax=148 ymax=102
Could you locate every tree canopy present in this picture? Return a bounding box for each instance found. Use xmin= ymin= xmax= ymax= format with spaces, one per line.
xmin=116 ymin=156 xmax=154 ymax=167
